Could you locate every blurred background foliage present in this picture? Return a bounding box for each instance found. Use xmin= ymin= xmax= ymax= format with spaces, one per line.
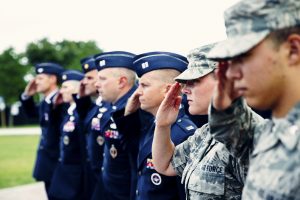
xmin=0 ymin=38 xmax=102 ymax=105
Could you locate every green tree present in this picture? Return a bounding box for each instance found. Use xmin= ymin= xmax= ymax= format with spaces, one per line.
xmin=0 ymin=38 xmax=103 ymax=106
xmin=25 ymin=38 xmax=102 ymax=70
xmin=0 ymin=48 xmax=29 ymax=105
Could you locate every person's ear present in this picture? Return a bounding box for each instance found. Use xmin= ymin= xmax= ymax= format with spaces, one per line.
xmin=49 ymin=75 xmax=57 ymax=85
xmin=118 ymin=76 xmax=128 ymax=89
xmin=287 ymin=34 xmax=300 ymax=66
xmin=165 ymin=84 xmax=171 ymax=94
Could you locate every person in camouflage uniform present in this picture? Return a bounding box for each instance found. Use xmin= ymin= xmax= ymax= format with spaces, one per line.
xmin=152 ymin=44 xmax=247 ymax=199
xmin=207 ymin=0 xmax=300 ymax=199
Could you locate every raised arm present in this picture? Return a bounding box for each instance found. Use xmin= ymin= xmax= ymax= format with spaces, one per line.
xmin=209 ymin=62 xmax=264 ymax=161
xmin=152 ymin=83 xmax=182 ymax=176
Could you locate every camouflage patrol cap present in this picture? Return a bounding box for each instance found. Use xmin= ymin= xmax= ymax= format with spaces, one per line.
xmin=175 ymin=43 xmax=217 ymax=83
xmin=208 ymin=0 xmax=300 ymax=60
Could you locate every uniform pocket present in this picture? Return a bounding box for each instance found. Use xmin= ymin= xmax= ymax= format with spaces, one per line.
xmin=188 ymin=163 xmax=225 ymax=195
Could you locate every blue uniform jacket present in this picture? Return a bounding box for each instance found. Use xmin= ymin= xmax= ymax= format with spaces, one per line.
xmin=75 ymin=95 xmax=111 ymax=200
xmin=20 ymin=93 xmax=65 ymax=182
xmin=49 ymin=104 xmax=86 ymax=200
xmin=101 ymin=85 xmax=138 ymax=200
xmin=114 ymin=107 xmax=197 ymax=200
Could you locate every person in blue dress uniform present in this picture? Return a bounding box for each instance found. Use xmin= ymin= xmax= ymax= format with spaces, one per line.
xmin=20 ymin=62 xmax=64 ymax=199
xmin=49 ymin=70 xmax=86 ymax=200
xmin=113 ymin=52 xmax=197 ymax=200
xmin=93 ymin=51 xmax=139 ymax=200
xmin=74 ymin=55 xmax=109 ymax=200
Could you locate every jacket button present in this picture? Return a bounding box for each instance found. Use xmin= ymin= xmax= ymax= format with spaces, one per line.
xmin=138 ymin=171 xmax=141 ymax=176
xmin=136 ymin=189 xmax=139 ymax=196
xmin=101 ymin=167 xmax=104 ymax=171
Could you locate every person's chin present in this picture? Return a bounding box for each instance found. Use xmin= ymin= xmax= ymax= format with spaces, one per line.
xmin=140 ymin=104 xmax=149 ymax=112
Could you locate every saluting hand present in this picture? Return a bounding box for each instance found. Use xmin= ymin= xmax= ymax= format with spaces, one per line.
xmin=78 ymin=81 xmax=86 ymax=98
xmin=213 ymin=61 xmax=239 ymax=110
xmin=124 ymin=89 xmax=141 ymax=116
xmin=53 ymin=92 xmax=63 ymax=108
xmin=24 ymin=79 xmax=37 ymax=97
xmin=155 ymin=82 xmax=182 ymax=127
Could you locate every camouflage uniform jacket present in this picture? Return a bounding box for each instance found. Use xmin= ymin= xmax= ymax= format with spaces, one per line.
xmin=209 ymin=98 xmax=300 ymax=200
xmin=171 ymin=123 xmax=245 ymax=200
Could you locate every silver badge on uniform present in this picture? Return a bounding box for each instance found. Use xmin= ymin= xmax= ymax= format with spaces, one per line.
xmin=151 ymin=173 xmax=162 ymax=185
xmin=69 ymin=116 xmax=75 ymax=122
xmin=110 ymin=144 xmax=117 ymax=158
xmin=63 ymin=136 xmax=70 ymax=145
xmin=63 ymin=121 xmax=75 ymax=132
xmin=44 ymin=113 xmax=49 ymax=121
xmin=91 ymin=117 xmax=101 ymax=131
xmin=110 ymin=123 xmax=117 ymax=129
xmin=97 ymin=113 xmax=103 ymax=119
xmin=99 ymin=107 xmax=107 ymax=113
xmin=97 ymin=135 xmax=104 ymax=146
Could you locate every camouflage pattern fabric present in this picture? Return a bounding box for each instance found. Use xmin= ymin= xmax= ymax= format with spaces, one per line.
xmin=171 ymin=124 xmax=246 ymax=199
xmin=208 ymin=0 xmax=300 ymax=60
xmin=175 ymin=44 xmax=217 ymax=82
xmin=209 ymin=98 xmax=300 ymax=199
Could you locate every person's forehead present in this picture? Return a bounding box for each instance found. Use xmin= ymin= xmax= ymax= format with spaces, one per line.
xmin=85 ymin=69 xmax=98 ymax=77
xmin=61 ymin=82 xmax=71 ymax=88
xmin=36 ymin=73 xmax=50 ymax=78
xmin=98 ymin=68 xmax=115 ymax=76
xmin=140 ymin=70 xmax=162 ymax=82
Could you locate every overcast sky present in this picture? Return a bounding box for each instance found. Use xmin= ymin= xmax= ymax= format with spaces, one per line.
xmin=0 ymin=0 xmax=240 ymax=56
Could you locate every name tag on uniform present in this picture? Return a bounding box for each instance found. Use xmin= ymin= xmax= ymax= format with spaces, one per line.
xmin=63 ymin=121 xmax=75 ymax=132
xmin=201 ymin=164 xmax=225 ymax=175
xmin=91 ymin=117 xmax=101 ymax=131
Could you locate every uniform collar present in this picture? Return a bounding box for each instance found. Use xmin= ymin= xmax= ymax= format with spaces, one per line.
xmin=111 ymin=84 xmax=138 ymax=111
xmin=253 ymin=103 xmax=300 ymax=156
xmin=45 ymin=89 xmax=58 ymax=104
xmin=95 ymin=96 xmax=103 ymax=106
xmin=67 ymin=103 xmax=76 ymax=116
xmin=278 ymin=102 xmax=300 ymax=150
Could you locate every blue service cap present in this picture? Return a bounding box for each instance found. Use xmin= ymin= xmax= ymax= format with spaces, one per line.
xmin=94 ymin=51 xmax=136 ymax=71
xmin=133 ymin=52 xmax=188 ymax=77
xmin=80 ymin=56 xmax=97 ymax=73
xmin=35 ymin=62 xmax=64 ymax=76
xmin=61 ymin=70 xmax=84 ymax=82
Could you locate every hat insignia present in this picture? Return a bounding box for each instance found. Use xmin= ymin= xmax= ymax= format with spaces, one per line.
xmin=37 ymin=68 xmax=44 ymax=73
xmin=62 ymin=74 xmax=67 ymax=80
xmin=84 ymin=63 xmax=89 ymax=69
xmin=141 ymin=62 xmax=149 ymax=69
xmin=99 ymin=60 xmax=106 ymax=67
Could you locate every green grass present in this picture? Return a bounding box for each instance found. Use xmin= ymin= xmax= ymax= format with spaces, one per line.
xmin=0 ymin=135 xmax=39 ymax=189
